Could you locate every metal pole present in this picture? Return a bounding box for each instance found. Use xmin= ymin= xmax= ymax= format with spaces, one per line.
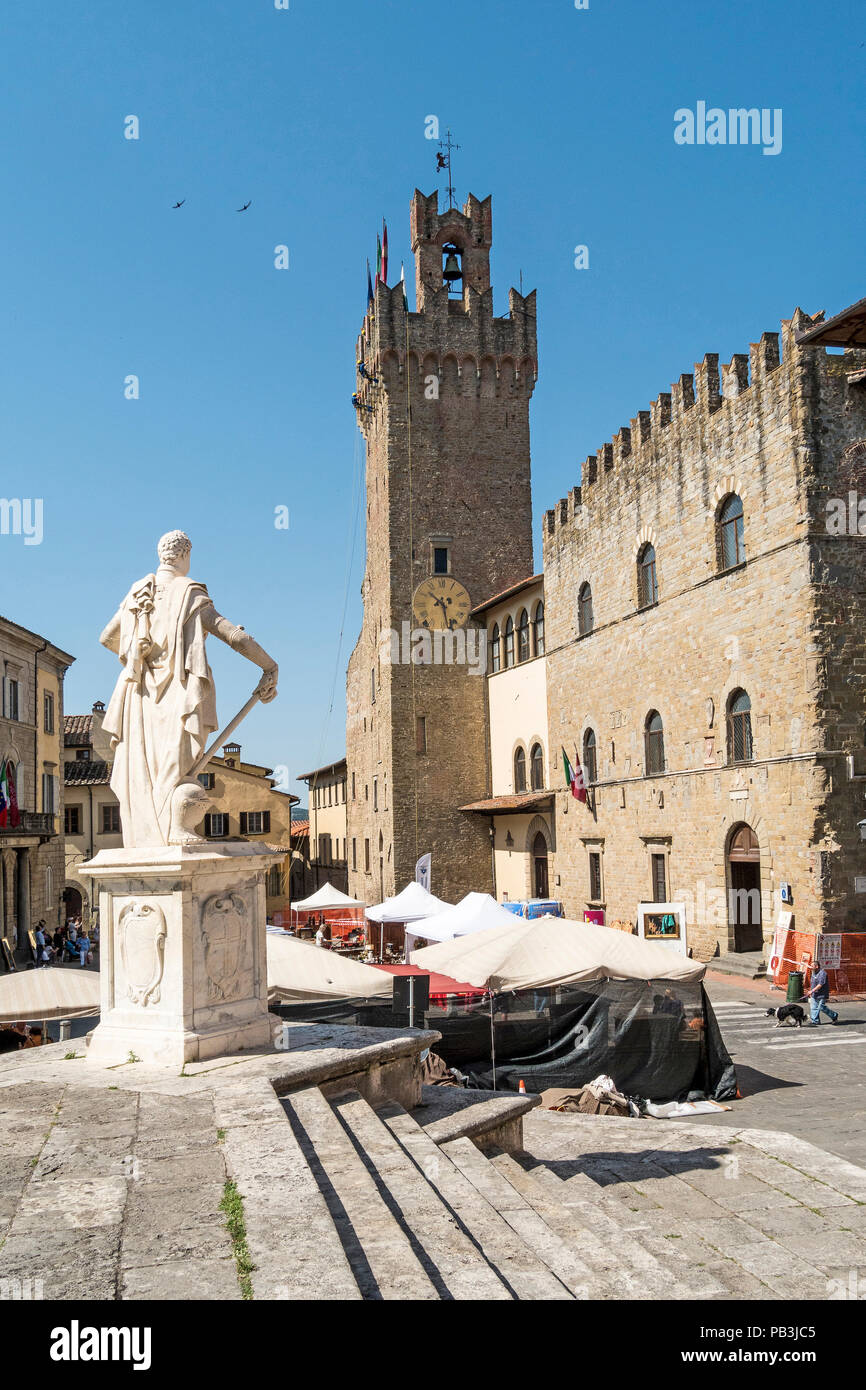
xmin=489 ymin=993 xmax=497 ymax=1091
xmin=408 ymin=975 xmax=414 ymax=1030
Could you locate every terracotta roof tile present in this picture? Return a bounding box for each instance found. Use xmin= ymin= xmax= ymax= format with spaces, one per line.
xmin=64 ymin=760 xmax=112 ymax=786
xmin=63 ymin=714 xmax=93 ymax=744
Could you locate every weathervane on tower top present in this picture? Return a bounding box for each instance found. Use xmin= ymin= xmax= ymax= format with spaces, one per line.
xmin=436 ymin=128 xmax=460 ymax=210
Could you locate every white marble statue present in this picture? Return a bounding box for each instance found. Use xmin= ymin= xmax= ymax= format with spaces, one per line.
xmin=100 ymin=530 xmax=278 ymax=848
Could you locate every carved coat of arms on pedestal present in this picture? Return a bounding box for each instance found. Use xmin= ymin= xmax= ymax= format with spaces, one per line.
xmin=118 ymin=898 xmax=167 ymax=1006
xmin=201 ymin=893 xmax=250 ymax=1002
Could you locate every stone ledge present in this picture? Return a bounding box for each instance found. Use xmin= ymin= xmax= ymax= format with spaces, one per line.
xmin=410 ymin=1085 xmax=541 ymax=1154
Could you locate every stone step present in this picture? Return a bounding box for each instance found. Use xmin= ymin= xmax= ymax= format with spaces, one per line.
xmin=330 ymin=1091 xmax=511 ymax=1300
xmin=377 ymin=1100 xmax=575 ymax=1300
xmin=410 ymin=1085 xmax=540 ymax=1154
xmin=282 ymin=1087 xmax=439 ymax=1300
xmin=495 ymin=1152 xmax=729 ymax=1299
xmin=216 ymin=1076 xmax=361 ymax=1301
xmin=707 ymin=952 xmax=767 ymax=980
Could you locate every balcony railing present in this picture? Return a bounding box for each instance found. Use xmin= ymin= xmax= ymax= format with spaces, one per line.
xmin=0 ymin=811 xmax=57 ymax=837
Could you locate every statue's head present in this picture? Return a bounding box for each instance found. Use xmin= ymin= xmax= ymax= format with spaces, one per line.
xmin=157 ymin=530 xmax=192 ymax=575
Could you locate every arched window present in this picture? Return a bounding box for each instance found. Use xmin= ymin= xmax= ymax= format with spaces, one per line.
xmin=533 ymin=601 xmax=545 ymax=656
xmin=517 ymin=608 xmax=531 ymax=663
xmin=530 ymin=743 xmax=545 ymax=790
xmin=513 ymin=746 xmax=527 ymax=793
xmin=578 ymin=582 xmax=594 ymax=636
xmin=533 ymin=832 xmax=549 ymax=898
xmin=719 ymin=494 xmax=745 ymax=570
xmin=583 ymin=728 xmax=597 ymax=784
xmin=490 ymin=623 xmax=501 ymax=674
xmin=645 ymin=711 xmax=665 ymax=775
xmin=727 ymin=689 xmax=753 ymax=763
xmin=637 ymin=544 xmax=658 ymax=609
xmin=504 ymin=615 xmax=515 ymax=668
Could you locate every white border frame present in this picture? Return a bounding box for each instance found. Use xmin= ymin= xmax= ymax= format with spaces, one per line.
xmin=637 ymin=901 xmax=687 ymax=956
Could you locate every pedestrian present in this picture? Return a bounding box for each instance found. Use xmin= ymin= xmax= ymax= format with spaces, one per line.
xmin=52 ymin=927 xmax=64 ymax=954
xmin=77 ymin=930 xmax=91 ymax=967
xmin=315 ymin=919 xmax=325 ymax=948
xmin=806 ymin=964 xmax=839 ymax=1026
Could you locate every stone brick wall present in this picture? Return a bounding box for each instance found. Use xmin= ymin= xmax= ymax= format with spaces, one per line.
xmin=542 ymin=310 xmax=866 ymax=958
xmin=346 ymin=191 xmax=537 ymax=905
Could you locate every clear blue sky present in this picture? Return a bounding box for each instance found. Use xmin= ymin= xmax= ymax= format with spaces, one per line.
xmin=2 ymin=0 xmax=862 ymax=800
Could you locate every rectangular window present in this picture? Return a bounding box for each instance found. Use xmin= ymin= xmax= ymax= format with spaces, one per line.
xmin=7 ymin=680 xmax=20 ymax=721
xmin=205 ymin=812 xmax=228 ymax=837
xmin=352 ymin=772 xmax=356 ymax=799
xmin=651 ymin=853 xmax=667 ymax=902
xmin=589 ymin=852 xmax=603 ymax=902
xmin=433 ymin=546 xmax=449 ymax=575
xmin=101 ymin=804 xmax=121 ymax=835
xmin=373 ymin=778 xmax=378 ymax=811
xmin=364 ymin=838 xmax=371 ymax=872
xmin=42 ymin=772 xmax=56 ymax=814
xmin=76 ymin=748 xmax=91 ymax=762
xmin=64 ymin=805 xmax=81 ymax=835
xmin=198 ymin=772 xmax=215 ymax=790
xmin=240 ymin=811 xmax=270 ymax=836
xmin=416 ymin=715 xmax=427 ymax=755
xmin=352 ymin=838 xmax=357 ymax=871
xmin=43 ymin=692 xmax=55 ymax=734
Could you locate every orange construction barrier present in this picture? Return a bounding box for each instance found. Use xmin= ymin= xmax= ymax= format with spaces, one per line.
xmin=769 ymin=929 xmax=866 ymax=996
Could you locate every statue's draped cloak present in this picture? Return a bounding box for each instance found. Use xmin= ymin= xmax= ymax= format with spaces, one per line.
xmin=103 ymin=572 xmax=218 ymax=846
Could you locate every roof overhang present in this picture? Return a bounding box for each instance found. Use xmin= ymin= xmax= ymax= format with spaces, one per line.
xmin=460 ymin=791 xmax=554 ymax=815
xmin=795 ymin=297 xmax=866 ymax=348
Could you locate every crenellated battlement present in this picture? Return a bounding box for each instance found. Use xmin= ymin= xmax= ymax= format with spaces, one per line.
xmin=354 ymin=191 xmax=537 ymax=426
xmin=543 ymin=308 xmax=866 ymax=538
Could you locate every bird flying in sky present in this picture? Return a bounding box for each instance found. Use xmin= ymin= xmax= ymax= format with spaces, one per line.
xmin=237 ymin=201 xmax=251 ymax=212
xmin=172 ymin=200 xmax=185 ymax=208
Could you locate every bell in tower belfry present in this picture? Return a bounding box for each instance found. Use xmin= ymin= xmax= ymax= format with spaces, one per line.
xmin=442 ymin=244 xmax=462 ymax=288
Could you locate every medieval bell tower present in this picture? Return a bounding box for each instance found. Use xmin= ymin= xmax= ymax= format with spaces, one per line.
xmin=346 ymin=189 xmax=537 ymax=905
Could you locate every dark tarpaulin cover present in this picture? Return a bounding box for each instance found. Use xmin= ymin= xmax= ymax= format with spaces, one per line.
xmin=427 ymin=978 xmax=736 ymax=1103
xmin=272 ymin=978 xmax=737 ymax=1105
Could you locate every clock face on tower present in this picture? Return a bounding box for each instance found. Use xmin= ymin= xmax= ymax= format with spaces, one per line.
xmin=412 ymin=575 xmax=472 ymax=631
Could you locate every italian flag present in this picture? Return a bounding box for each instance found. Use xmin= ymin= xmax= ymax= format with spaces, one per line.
xmin=562 ymin=747 xmax=587 ymax=803
xmin=0 ymin=761 xmax=7 ymax=828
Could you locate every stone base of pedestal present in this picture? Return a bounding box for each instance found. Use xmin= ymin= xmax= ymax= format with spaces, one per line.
xmin=79 ymin=841 xmax=277 ymax=1068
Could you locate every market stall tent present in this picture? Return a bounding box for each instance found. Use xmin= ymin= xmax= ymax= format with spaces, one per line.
xmin=409 ymin=916 xmax=732 ymax=1102
xmin=267 ymin=932 xmax=392 ymax=1003
xmin=411 ymin=914 xmax=705 ymax=988
xmin=366 ymin=881 xmax=450 ymax=959
xmin=0 ymin=967 xmax=100 ymax=1023
xmin=405 ymin=891 xmax=518 ymax=957
xmin=291 ymin=883 xmax=365 ymax=911
xmin=366 ymin=881 xmax=448 ymax=923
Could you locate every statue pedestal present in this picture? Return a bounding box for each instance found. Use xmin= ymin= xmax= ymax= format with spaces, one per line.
xmin=79 ymin=842 xmax=278 ymax=1067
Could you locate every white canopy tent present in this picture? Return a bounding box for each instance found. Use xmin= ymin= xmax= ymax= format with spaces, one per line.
xmin=291 ymin=883 xmax=365 ymax=912
xmin=366 ymin=881 xmax=450 ymax=959
xmin=411 ymin=915 xmax=706 ymax=990
xmin=0 ymin=967 xmax=101 ymax=1024
xmin=405 ymin=891 xmax=518 ymax=958
xmin=267 ymin=933 xmax=392 ymax=1003
xmin=366 ymin=881 xmax=448 ymax=923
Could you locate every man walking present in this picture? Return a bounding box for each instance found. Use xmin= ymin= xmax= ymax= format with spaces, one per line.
xmin=806 ymin=964 xmax=839 ymax=1026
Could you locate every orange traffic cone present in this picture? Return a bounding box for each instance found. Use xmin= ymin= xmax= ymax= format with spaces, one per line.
xmin=518 ymin=1079 xmax=527 ymax=1095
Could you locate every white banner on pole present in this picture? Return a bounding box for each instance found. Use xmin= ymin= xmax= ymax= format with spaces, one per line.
xmin=415 ymin=853 xmax=431 ymax=892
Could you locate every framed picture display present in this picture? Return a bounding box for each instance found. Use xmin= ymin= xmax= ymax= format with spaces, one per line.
xmin=636 ymin=902 xmax=688 ymax=956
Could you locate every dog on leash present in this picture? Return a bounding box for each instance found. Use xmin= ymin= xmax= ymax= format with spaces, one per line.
xmin=766 ymin=1004 xmax=806 ymax=1028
